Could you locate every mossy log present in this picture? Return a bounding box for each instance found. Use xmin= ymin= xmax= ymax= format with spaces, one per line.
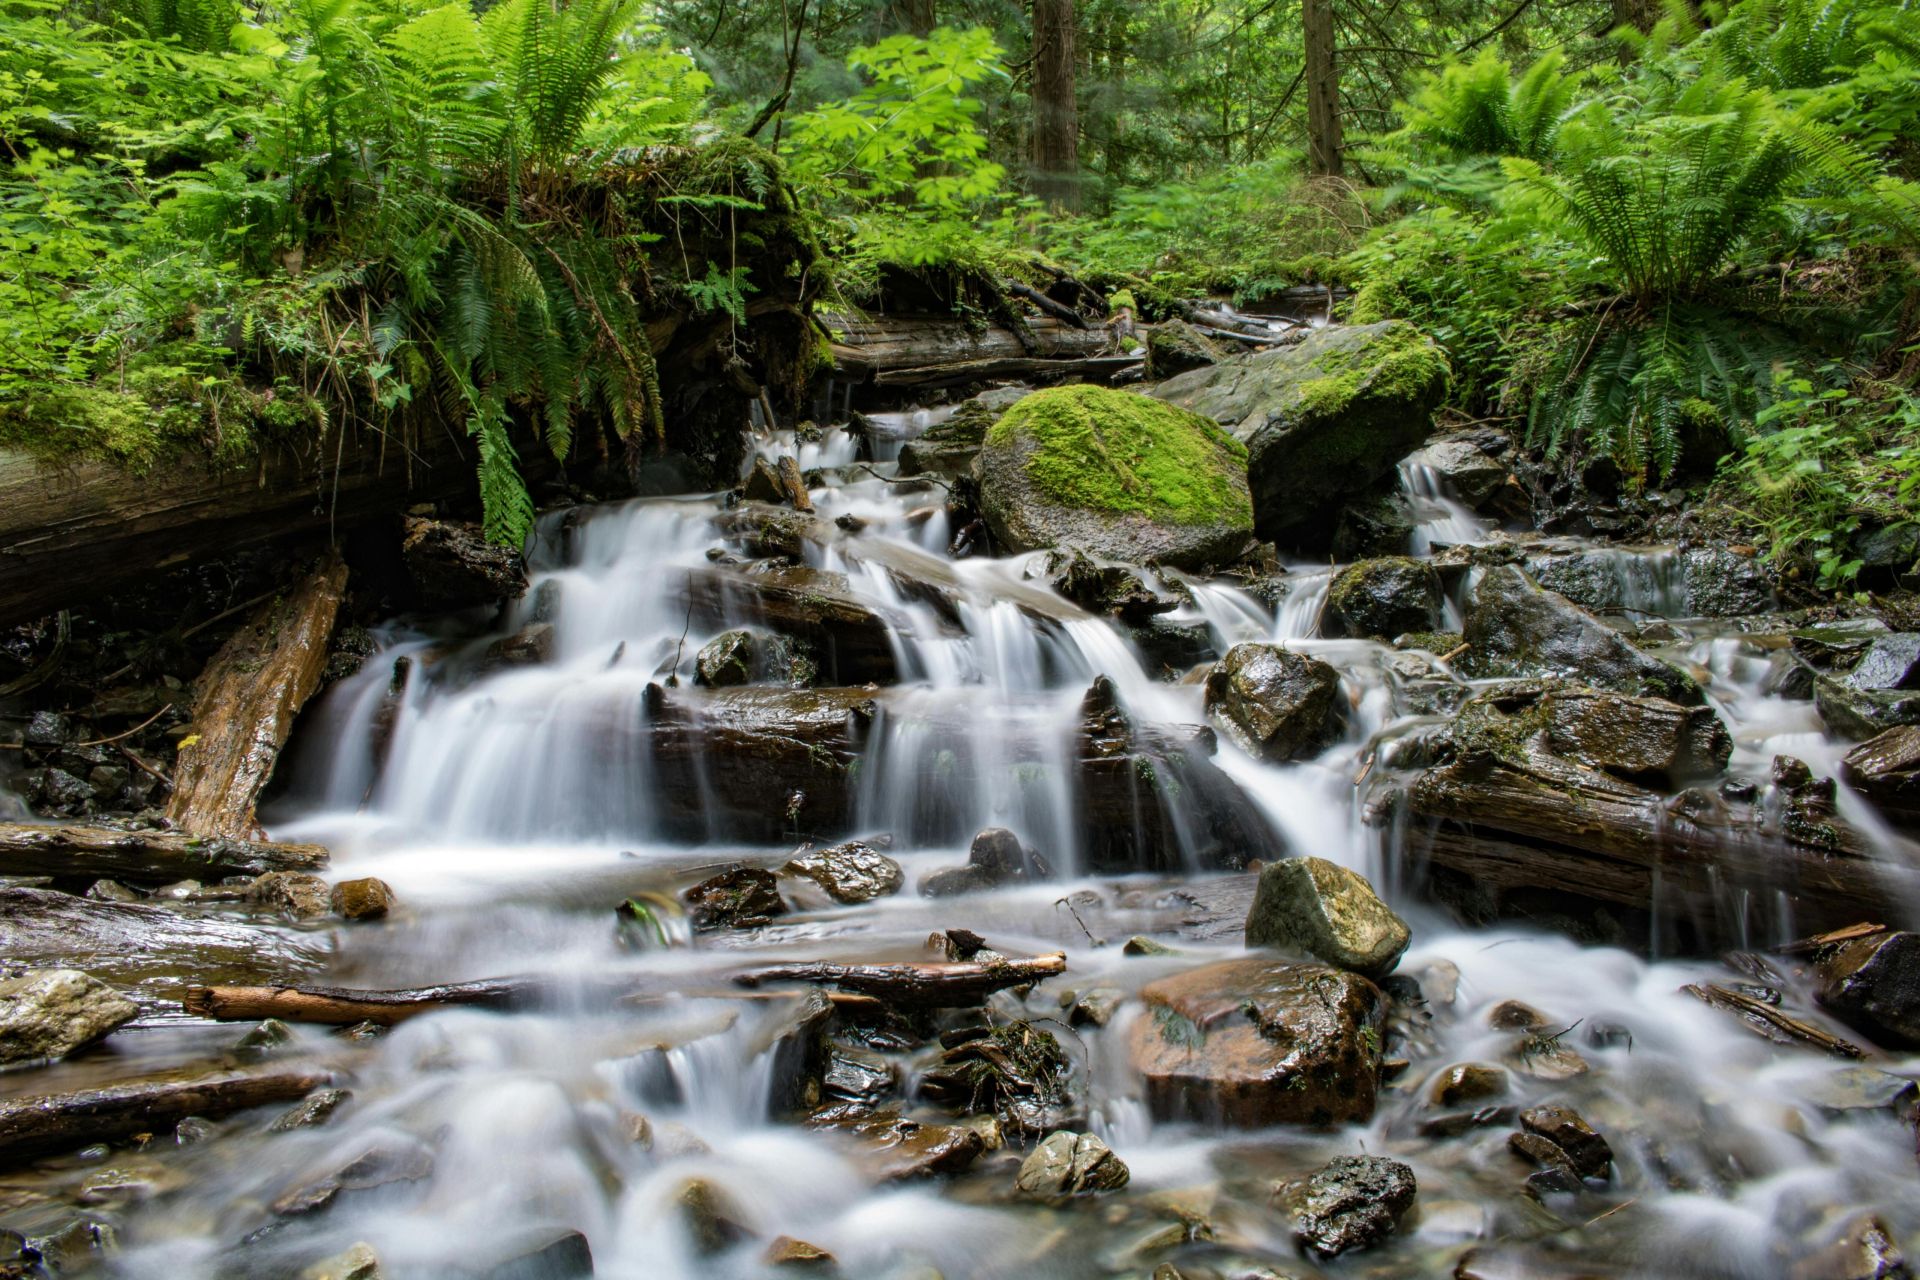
xmin=0 ymin=822 xmax=327 ymax=884
xmin=827 ymin=313 xmax=1120 ymax=389
xmin=166 ymin=553 xmax=348 ymax=840
xmin=0 ymin=1070 xmax=330 ymax=1167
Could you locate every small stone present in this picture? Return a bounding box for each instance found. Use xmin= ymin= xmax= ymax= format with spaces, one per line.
xmin=682 ymin=866 xmax=786 ymax=930
xmin=1508 ymin=1131 xmax=1579 ymax=1176
xmin=1067 ymin=987 xmax=1123 ymax=1028
xmin=766 ymin=1236 xmax=836 ymax=1268
xmin=302 ymin=1242 xmax=382 ymax=1280
xmin=236 ymin=1019 xmax=296 ymax=1053
xmin=675 ymin=1179 xmax=752 ymax=1255
xmin=1791 ymin=1214 xmax=1910 ymax=1280
xmin=1507 ymin=1038 xmax=1591 ymax=1081
xmin=1243 ymin=856 xmax=1410 ymax=978
xmin=250 ymin=871 xmax=332 ymax=920
xmin=744 ymin=456 xmax=787 ymax=504
xmin=175 ymin=1116 xmax=217 ymax=1145
xmin=1014 ymin=1130 xmax=1131 ymax=1199
xmin=1518 ymin=1104 xmax=1612 ymax=1179
xmin=472 ymin=1228 xmax=592 ymax=1280
xmin=1281 ymin=1155 xmax=1417 ymax=1258
xmin=85 ymin=879 xmax=143 ymax=903
xmin=23 ymin=710 xmax=76 ymax=750
xmin=784 ymin=840 xmax=904 ymax=904
xmin=1427 ymin=1063 xmax=1507 ymax=1109
xmin=1123 ymin=936 xmax=1178 ymax=957
xmin=1816 ymin=931 xmax=1920 ymax=1049
xmin=1487 ymin=1000 xmax=1552 ymax=1031
xmin=1800 ymin=1065 xmax=1919 ymax=1117
xmin=271 ymin=1088 xmax=352 ymax=1132
xmin=1526 ymin=1167 xmax=1585 ymax=1197
xmin=330 ymin=878 xmax=395 ymax=921
xmin=695 ymin=629 xmax=760 ymax=688
xmin=0 ymin=969 xmax=138 ymax=1065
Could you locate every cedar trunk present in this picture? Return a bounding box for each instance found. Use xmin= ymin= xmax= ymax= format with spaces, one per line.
xmin=1304 ymin=0 xmax=1343 ymax=176
xmin=1032 ymin=0 xmax=1080 ymax=209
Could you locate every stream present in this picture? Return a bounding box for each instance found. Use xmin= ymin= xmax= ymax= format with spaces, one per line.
xmin=9 ymin=415 xmax=1918 ymax=1280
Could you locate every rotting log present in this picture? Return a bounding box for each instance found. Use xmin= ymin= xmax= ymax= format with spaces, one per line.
xmin=734 ymin=952 xmax=1067 ymax=1006
xmin=826 ymin=313 xmax=1112 ymax=383
xmin=183 ymin=979 xmax=540 ymax=1025
xmin=0 ymin=1070 xmax=329 ymax=1167
xmin=0 ymin=822 xmax=327 ymax=884
xmin=873 ymin=354 xmax=1142 ymax=390
xmin=166 ymin=553 xmax=349 ymax=839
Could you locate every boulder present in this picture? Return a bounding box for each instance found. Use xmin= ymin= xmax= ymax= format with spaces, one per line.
xmin=1460 ymin=566 xmax=1702 ymax=705
xmin=0 ymin=969 xmax=137 ymax=1065
xmin=975 ymin=385 xmax=1255 ymax=571
xmin=400 ymin=517 xmax=526 ymax=613
xmin=1014 ymin=1130 xmax=1130 ymax=1199
xmin=1681 ymin=547 xmax=1774 ymax=617
xmin=1818 ymin=634 xmax=1920 ymax=736
xmin=330 ymin=878 xmax=395 ymax=921
xmin=1816 ymin=931 xmax=1920 ymax=1049
xmin=921 ymin=827 xmax=1051 ymax=897
xmin=783 ymin=839 xmax=903 ymax=904
xmin=1151 ymin=321 xmax=1449 ymax=546
xmin=897 ymin=386 xmax=1031 ymax=479
xmin=1203 ymin=643 xmax=1342 ymax=762
xmin=1129 ymin=958 xmax=1385 ymax=1127
xmin=1841 ymin=727 xmax=1920 ymax=828
xmin=1324 ymin=557 xmax=1443 ymax=639
xmin=1280 ymin=1155 xmax=1417 ymax=1258
xmin=1243 ymin=856 xmax=1409 ymax=979
xmin=1144 ymin=320 xmax=1221 ymax=380
xmin=1537 ymin=685 xmax=1732 ymax=787
xmin=1043 ymin=547 xmax=1173 ymax=619
xmin=682 ymin=866 xmax=787 ymax=931
xmin=1332 ymin=487 xmax=1416 ymax=560
xmin=1402 ymin=438 xmax=1506 ymax=506
xmin=744 ymin=456 xmax=787 ymax=503
xmin=250 ymin=871 xmax=333 ymax=920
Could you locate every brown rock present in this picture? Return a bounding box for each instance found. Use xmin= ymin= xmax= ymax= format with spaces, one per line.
xmin=675 ymin=1178 xmax=752 ymax=1255
xmin=1519 ymin=1104 xmax=1612 ymax=1179
xmin=1427 ymin=1062 xmax=1507 ymax=1108
xmin=329 ymin=878 xmax=394 ymax=922
xmin=821 ymin=1113 xmax=985 ymax=1181
xmin=250 ymin=872 xmax=331 ymax=920
xmin=766 ymin=1236 xmax=836 ymax=1268
xmin=1816 ymin=931 xmax=1920 ymax=1049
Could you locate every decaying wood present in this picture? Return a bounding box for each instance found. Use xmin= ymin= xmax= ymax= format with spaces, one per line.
xmin=0 ymin=1070 xmax=329 ymax=1167
xmin=183 ymin=979 xmax=541 ymax=1025
xmin=733 ymin=952 xmax=1067 ymax=1006
xmin=775 ymin=456 xmax=814 ymax=512
xmin=826 ymin=313 xmax=1111 ymax=382
xmin=1681 ymin=983 xmax=1864 ymax=1058
xmin=166 ymin=554 xmax=349 ymax=839
xmin=1006 ymin=282 xmax=1088 ymax=329
xmin=1778 ymin=922 xmax=1889 ymax=955
xmin=874 ymin=354 xmax=1142 ymax=389
xmin=0 ymin=821 xmax=327 ymax=884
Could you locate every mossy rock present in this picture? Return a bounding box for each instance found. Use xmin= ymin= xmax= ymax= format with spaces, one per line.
xmin=1325 ymin=557 xmax=1443 ymax=639
xmin=1144 ymin=320 xmax=1222 ymax=380
xmin=1150 ymin=321 xmax=1449 ymax=549
xmin=897 ymin=386 xmax=1032 ymax=479
xmin=974 ymin=385 xmax=1254 ymax=570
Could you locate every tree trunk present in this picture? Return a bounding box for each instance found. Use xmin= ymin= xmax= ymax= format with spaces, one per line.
xmin=1031 ymin=0 xmax=1080 ymax=209
xmin=1611 ymin=0 xmax=1663 ymax=33
xmin=887 ymin=0 xmax=935 ymax=35
xmin=1303 ymin=0 xmax=1343 ymax=176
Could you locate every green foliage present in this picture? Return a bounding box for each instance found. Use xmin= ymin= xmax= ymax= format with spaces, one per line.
xmin=986 ymin=385 xmax=1252 ymax=530
xmin=1400 ymin=50 xmax=1577 ymax=164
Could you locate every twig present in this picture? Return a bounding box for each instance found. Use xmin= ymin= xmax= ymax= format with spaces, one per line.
xmin=71 ymin=704 xmax=174 ymax=749
xmin=1053 ymin=896 xmax=1100 ymax=947
xmin=668 ymin=571 xmax=695 ymax=684
xmin=1439 ymin=641 xmax=1471 ymax=663
xmin=852 ymin=463 xmax=951 ymax=495
xmin=119 ymin=743 xmax=174 ymax=791
xmin=1353 ymin=753 xmax=1376 ymax=787
xmin=99 ymin=586 xmax=283 ymax=686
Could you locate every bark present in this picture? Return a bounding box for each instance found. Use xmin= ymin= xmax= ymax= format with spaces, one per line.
xmin=775 ymin=456 xmax=814 ymax=512
xmin=1006 ymin=282 xmax=1088 ymax=329
xmin=0 ymin=822 xmax=328 ymax=885
xmin=826 ymin=313 xmax=1111 ymax=383
xmin=182 ymin=979 xmax=540 ymax=1025
xmin=1303 ymin=0 xmax=1343 ymax=176
xmin=1031 ymin=0 xmax=1080 ymax=209
xmin=734 ymin=952 xmax=1066 ymax=1005
xmin=887 ymin=0 xmax=935 ymax=35
xmin=0 ymin=1070 xmax=329 ymax=1167
xmin=1682 ymin=983 xmax=1864 ymax=1058
xmin=166 ymin=553 xmax=349 ymax=839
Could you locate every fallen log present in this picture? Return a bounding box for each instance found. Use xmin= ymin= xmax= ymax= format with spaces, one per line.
xmin=1006 ymin=282 xmax=1088 ymax=329
xmin=872 ymin=354 xmax=1142 ymax=389
xmin=183 ymin=979 xmax=541 ymax=1025
xmin=0 ymin=822 xmax=327 ymax=884
xmin=1682 ymin=983 xmax=1864 ymax=1058
xmin=0 ymin=1070 xmax=329 ymax=1167
xmin=826 ymin=313 xmax=1110 ymax=382
xmin=733 ymin=952 xmax=1066 ymax=1006
xmin=167 ymin=553 xmax=349 ymax=839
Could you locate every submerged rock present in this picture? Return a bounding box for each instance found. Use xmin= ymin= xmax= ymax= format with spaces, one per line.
xmin=1151 ymin=321 xmax=1449 ymax=547
xmin=1816 ymin=931 xmax=1920 ymax=1049
xmin=1790 ymin=1214 xmax=1910 ymax=1280
xmin=1243 ymin=856 xmax=1409 ymax=978
xmin=682 ymin=866 xmax=787 ymax=931
xmin=783 ymin=839 xmax=903 ymax=904
xmin=0 ymin=969 xmax=137 ymax=1065
xmin=920 ymin=827 xmax=1052 ymax=897
xmin=675 ymin=1178 xmax=752 ymax=1255
xmin=975 ymin=385 xmax=1255 ymax=570
xmin=1279 ymin=1154 xmax=1417 ymax=1258
xmin=1015 ymin=1130 xmax=1131 ymax=1199
xmin=1518 ymin=1104 xmax=1612 ymax=1179
xmin=1324 ymin=557 xmax=1444 ymax=639
xmin=1841 ymin=727 xmax=1920 ymax=829
xmin=1461 ymin=566 xmax=1701 ymax=704
xmin=250 ymin=871 xmax=332 ymax=920
xmin=1203 ymin=643 xmax=1341 ymax=762
xmin=270 ymin=1088 xmax=352 ymax=1133
xmin=330 ymin=878 xmax=395 ymax=922
xmin=1130 ymin=958 xmax=1384 ymax=1127
xmin=820 ymin=1113 xmax=986 ymax=1181
xmin=302 ymin=1242 xmax=382 ymax=1280
xmin=1427 ymin=1062 xmax=1508 ymax=1108
xmin=765 ymin=1236 xmax=836 ymax=1268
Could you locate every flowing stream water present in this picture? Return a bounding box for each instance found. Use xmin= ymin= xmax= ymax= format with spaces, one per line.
xmin=20 ymin=417 xmax=1918 ymax=1280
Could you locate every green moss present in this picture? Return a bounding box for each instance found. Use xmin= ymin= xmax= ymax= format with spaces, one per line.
xmin=986 ymin=385 xmax=1252 ymax=530
xmin=1291 ymin=322 xmax=1451 ymax=420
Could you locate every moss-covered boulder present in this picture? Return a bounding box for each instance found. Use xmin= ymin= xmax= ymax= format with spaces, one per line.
xmin=897 ymin=386 xmax=1032 ymax=479
xmin=1145 ymin=320 xmax=1222 ymax=380
xmin=974 ymin=385 xmax=1254 ymax=570
xmin=1150 ymin=321 xmax=1449 ymax=547
xmin=1325 ymin=557 xmax=1443 ymax=639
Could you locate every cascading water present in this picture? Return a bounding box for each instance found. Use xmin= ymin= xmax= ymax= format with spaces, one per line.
xmin=37 ymin=409 xmax=1919 ymax=1280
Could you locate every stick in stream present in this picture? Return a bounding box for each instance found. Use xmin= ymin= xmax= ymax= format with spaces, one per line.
xmin=0 ymin=1071 xmax=329 ymax=1167
xmin=733 ymin=952 xmax=1067 ymax=1006
xmin=183 ymin=979 xmax=545 ymax=1026
xmin=1681 ymin=983 xmax=1864 ymax=1059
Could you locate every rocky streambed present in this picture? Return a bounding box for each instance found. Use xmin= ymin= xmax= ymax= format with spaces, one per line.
xmin=1 ymin=335 xmax=1918 ymax=1280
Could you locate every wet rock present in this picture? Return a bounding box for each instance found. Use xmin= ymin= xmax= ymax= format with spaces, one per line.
xmin=470 ymin=1228 xmax=594 ymax=1280
xmin=1460 ymin=566 xmax=1701 ymax=704
xmin=682 ymin=866 xmax=786 ymax=931
xmin=1841 ymin=727 xmax=1920 ymax=829
xmin=1279 ymin=1154 xmax=1417 ymax=1259
xmin=1817 ymin=635 xmax=1920 ymax=735
xmin=302 ymin=1242 xmax=382 ymax=1280
xmin=1332 ymin=487 xmax=1417 ymax=560
xmin=765 ymin=1236 xmax=836 ymax=1268
xmin=1791 ymin=1214 xmax=1910 ymax=1280
xmin=1403 ymin=438 xmax=1507 ymax=506
xmin=1324 ymin=557 xmax=1444 ymax=639
xmin=744 ymin=456 xmax=788 ymax=503
xmin=898 ymin=386 xmax=1031 ymax=479
xmin=1015 ymin=1130 xmax=1130 ymax=1199
xmin=1243 ymin=856 xmax=1409 ymax=978
xmin=1849 ymin=634 xmax=1920 ymax=690
xmin=176 ymin=1116 xmax=217 ymax=1144
xmin=1816 ymin=931 xmax=1920 ymax=1049
xmin=1123 ymin=617 xmax=1217 ymax=675
xmin=822 ymin=1113 xmax=986 ymax=1181
xmin=1066 ymin=986 xmax=1123 ymax=1028
xmin=1536 ymin=684 xmax=1733 ymax=787
xmin=1151 ymin=321 xmax=1449 ymax=548
xmin=1794 ymin=618 xmax=1890 ymax=669
xmin=920 ymin=1021 xmax=1071 ymax=1134
xmin=400 ymin=517 xmax=526 ymax=612
xmin=1144 ymin=319 xmax=1222 ymax=380
xmin=695 ymin=630 xmax=759 ymax=688
xmin=784 ymin=840 xmax=903 ymax=904
xmin=1418 ymin=1104 xmax=1515 ymax=1140
xmin=1487 ymin=1000 xmax=1552 ymax=1031
xmin=677 ymin=566 xmax=897 ymax=686
xmin=236 ymin=1019 xmax=297 ymax=1054
xmin=676 ymin=1178 xmax=752 ymax=1255
xmin=1682 ymin=547 xmax=1774 ymax=617
xmin=1427 ymin=1063 xmax=1507 ymax=1108
xmin=272 ymin=1141 xmax=435 ymax=1215
xmin=34 ymin=767 xmax=96 ymax=815
xmin=1800 ymin=1065 xmax=1919 ymax=1118
xmin=1203 ymin=643 xmax=1341 ymax=762
xmin=1043 ymin=547 xmax=1173 ymax=619
xmin=330 ymin=878 xmax=394 ymax=921
xmin=23 ymin=711 xmax=76 ymax=752
xmin=477 ymin=621 xmax=554 ymax=672
xmin=250 ymin=871 xmax=332 ymax=920
xmin=0 ymin=969 xmax=137 ymax=1065
xmin=822 ymin=1044 xmax=893 ymax=1112
xmin=1519 ymin=1104 xmax=1612 ymax=1178
xmin=1506 ymin=1035 xmax=1591 ymax=1082
xmin=1130 ymin=958 xmax=1384 ymax=1127
xmin=920 ymin=827 xmax=1051 ymax=897
xmin=975 ymin=385 xmax=1256 ymax=571
xmin=85 ymin=880 xmax=143 ymax=904
xmin=270 ymin=1088 xmax=352 ymax=1132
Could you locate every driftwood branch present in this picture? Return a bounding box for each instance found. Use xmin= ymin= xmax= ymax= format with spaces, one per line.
xmin=733 ymin=952 xmax=1067 ymax=1006
xmin=0 ymin=822 xmax=327 ymax=884
xmin=1681 ymin=983 xmax=1864 ymax=1059
xmin=182 ymin=979 xmax=542 ymax=1025
xmin=1006 ymin=282 xmax=1088 ymax=329
xmin=0 ymin=1071 xmax=329 ymax=1167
